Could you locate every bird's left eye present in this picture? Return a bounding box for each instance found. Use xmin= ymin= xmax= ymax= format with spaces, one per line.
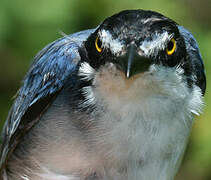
xmin=166 ymin=38 xmax=176 ymax=55
xmin=95 ymin=36 xmax=103 ymax=53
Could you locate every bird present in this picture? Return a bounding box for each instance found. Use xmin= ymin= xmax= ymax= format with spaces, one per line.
xmin=0 ymin=9 xmax=206 ymax=180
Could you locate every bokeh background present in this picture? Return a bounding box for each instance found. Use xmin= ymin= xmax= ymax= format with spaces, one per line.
xmin=0 ymin=0 xmax=210 ymax=179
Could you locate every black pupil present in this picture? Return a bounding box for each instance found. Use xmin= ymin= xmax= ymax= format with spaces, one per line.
xmin=167 ymin=40 xmax=174 ymax=51
xmin=97 ymin=38 xmax=102 ymax=48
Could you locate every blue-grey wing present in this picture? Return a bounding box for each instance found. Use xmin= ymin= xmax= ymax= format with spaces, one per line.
xmin=178 ymin=26 xmax=206 ymax=95
xmin=0 ymin=29 xmax=94 ymax=170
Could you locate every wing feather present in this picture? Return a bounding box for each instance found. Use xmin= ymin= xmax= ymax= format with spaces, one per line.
xmin=0 ymin=29 xmax=94 ymax=172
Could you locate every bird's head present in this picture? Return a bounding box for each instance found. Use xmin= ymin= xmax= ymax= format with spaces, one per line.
xmin=79 ymin=10 xmax=205 ymax=107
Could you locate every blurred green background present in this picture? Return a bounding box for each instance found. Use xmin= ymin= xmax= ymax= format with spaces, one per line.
xmin=0 ymin=0 xmax=210 ymax=179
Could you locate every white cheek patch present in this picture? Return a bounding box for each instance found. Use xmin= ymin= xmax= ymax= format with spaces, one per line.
xmin=78 ymin=62 xmax=95 ymax=81
xmin=140 ymin=32 xmax=173 ymax=56
xmin=99 ymin=30 xmax=124 ymax=55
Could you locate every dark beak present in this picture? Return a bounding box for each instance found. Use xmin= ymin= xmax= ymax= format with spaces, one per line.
xmin=116 ymin=44 xmax=152 ymax=78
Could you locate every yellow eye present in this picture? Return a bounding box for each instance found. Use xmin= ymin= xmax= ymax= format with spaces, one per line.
xmin=95 ymin=36 xmax=103 ymax=53
xmin=166 ymin=38 xmax=176 ymax=55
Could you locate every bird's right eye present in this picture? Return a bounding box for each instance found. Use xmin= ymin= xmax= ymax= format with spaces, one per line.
xmin=95 ymin=36 xmax=103 ymax=53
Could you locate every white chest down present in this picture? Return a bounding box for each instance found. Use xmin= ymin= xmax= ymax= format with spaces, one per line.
xmin=81 ymin=64 xmax=203 ymax=180
xmin=94 ymin=99 xmax=192 ymax=180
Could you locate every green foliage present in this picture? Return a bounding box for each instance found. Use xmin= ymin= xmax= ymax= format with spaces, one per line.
xmin=0 ymin=0 xmax=210 ymax=179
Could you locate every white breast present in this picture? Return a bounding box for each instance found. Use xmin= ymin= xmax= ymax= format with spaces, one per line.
xmin=82 ymin=63 xmax=204 ymax=180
